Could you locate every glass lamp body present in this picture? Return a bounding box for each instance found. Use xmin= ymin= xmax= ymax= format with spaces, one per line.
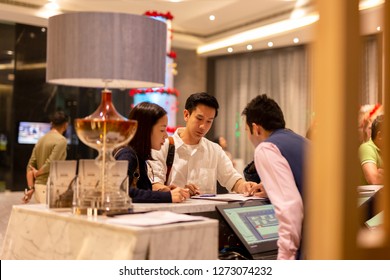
xmin=74 ymin=90 xmax=137 ymax=214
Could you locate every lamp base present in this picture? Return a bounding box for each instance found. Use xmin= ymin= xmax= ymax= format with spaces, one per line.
xmin=75 ymin=189 xmax=132 ymax=214
xmin=74 ymin=89 xmax=138 ymax=215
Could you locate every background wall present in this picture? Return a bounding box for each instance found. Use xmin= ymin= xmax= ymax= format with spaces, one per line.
xmin=174 ymin=48 xmax=207 ymax=128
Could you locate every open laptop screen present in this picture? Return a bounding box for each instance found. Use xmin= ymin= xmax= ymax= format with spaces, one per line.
xmin=216 ymin=201 xmax=279 ymax=256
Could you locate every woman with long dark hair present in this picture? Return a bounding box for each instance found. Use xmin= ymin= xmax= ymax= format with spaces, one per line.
xmin=114 ymin=102 xmax=188 ymax=203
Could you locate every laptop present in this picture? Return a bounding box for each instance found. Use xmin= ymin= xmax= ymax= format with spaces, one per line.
xmin=216 ymin=200 xmax=279 ymax=260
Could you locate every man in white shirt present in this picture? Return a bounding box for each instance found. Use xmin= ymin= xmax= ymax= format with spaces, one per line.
xmin=149 ymin=92 xmax=263 ymax=196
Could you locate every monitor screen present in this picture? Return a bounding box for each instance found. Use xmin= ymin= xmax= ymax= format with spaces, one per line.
xmin=216 ymin=201 xmax=279 ymax=256
xmin=18 ymin=121 xmax=51 ymax=144
xmin=18 ymin=121 xmax=76 ymax=145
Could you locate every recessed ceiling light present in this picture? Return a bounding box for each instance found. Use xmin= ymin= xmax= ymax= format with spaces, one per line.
xmin=293 ymin=37 xmax=299 ymax=43
xmin=377 ymin=26 xmax=381 ymax=31
xmin=267 ymin=42 xmax=274 ymax=47
xmin=227 ymin=47 xmax=233 ymax=53
xmin=359 ymin=0 xmax=384 ymax=10
xmin=197 ymin=14 xmax=319 ymax=55
xmin=246 ymin=44 xmax=253 ymax=50
xmin=209 ymin=15 xmax=215 ymax=21
xmin=45 ymin=0 xmax=60 ymax=10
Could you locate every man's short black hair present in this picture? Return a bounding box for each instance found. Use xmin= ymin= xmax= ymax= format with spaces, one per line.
xmin=242 ymin=94 xmax=285 ymax=134
xmin=185 ymin=92 xmax=219 ymax=118
xmin=50 ymin=110 xmax=69 ymax=127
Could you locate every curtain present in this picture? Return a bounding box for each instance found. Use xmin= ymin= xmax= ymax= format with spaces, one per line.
xmin=361 ymin=35 xmax=380 ymax=105
xmin=212 ymin=45 xmax=310 ymax=164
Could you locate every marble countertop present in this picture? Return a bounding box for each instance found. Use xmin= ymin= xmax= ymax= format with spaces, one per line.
xmin=0 ymin=204 xmax=219 ymax=260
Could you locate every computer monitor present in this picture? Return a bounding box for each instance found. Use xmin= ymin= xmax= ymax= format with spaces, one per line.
xmin=18 ymin=121 xmax=76 ymax=145
xmin=216 ymin=200 xmax=279 ymax=258
xmin=17 ymin=121 xmax=51 ymax=144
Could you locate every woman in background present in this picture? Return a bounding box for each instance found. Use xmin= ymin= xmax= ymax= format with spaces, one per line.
xmin=114 ymin=102 xmax=189 ymax=203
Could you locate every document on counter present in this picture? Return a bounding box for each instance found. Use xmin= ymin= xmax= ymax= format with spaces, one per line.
xmin=106 ymin=210 xmax=208 ymax=227
xmin=191 ymin=193 xmax=268 ymax=202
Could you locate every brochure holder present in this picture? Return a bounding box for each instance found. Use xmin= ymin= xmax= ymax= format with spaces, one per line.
xmin=75 ymin=159 xmax=129 ymax=214
xmin=47 ymin=160 xmax=77 ymax=208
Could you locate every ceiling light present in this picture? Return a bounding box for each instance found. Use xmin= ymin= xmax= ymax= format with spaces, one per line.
xmin=45 ymin=0 xmax=60 ymax=11
xmin=209 ymin=15 xmax=215 ymax=21
xmin=293 ymin=37 xmax=300 ymax=43
xmin=36 ymin=0 xmax=62 ymax=18
xmin=359 ymin=0 xmax=384 ymax=10
xmin=291 ymin=9 xmax=305 ymax=19
xmin=246 ymin=45 xmax=253 ymax=50
xmin=376 ymin=26 xmax=381 ymax=31
xmin=227 ymin=47 xmax=233 ymax=53
xmin=197 ymin=13 xmax=319 ymax=55
xmin=268 ymin=42 xmax=274 ymax=47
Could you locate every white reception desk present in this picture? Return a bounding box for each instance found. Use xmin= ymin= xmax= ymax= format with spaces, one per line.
xmin=0 ymin=202 xmax=220 ymax=260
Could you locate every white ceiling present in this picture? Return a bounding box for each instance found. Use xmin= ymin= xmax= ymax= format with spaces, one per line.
xmin=0 ymin=0 xmax=384 ymax=56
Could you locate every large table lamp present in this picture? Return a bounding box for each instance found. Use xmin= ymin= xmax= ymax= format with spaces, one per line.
xmin=46 ymin=12 xmax=167 ymax=214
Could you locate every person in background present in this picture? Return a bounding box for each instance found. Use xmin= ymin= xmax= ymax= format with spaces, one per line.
xmin=149 ymin=92 xmax=265 ymax=196
xmin=358 ymin=104 xmax=383 ymax=144
xmin=213 ymin=135 xmax=233 ymax=163
xmin=23 ymin=110 xmax=69 ymax=204
xmin=242 ymin=94 xmax=308 ymax=260
xmin=359 ymin=114 xmax=384 ymax=185
xmin=114 ymin=102 xmax=189 ymax=203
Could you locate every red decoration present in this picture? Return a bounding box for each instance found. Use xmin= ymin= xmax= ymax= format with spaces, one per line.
xmin=129 ymin=87 xmax=180 ymax=97
xmin=167 ymin=51 xmax=177 ymax=59
xmin=144 ymin=11 xmax=174 ymax=20
xmin=369 ymin=104 xmax=381 ymax=119
xmin=166 ymin=126 xmax=177 ymax=134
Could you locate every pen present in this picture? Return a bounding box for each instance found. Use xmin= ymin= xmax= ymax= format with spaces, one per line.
xmin=199 ymin=194 xmax=216 ymax=197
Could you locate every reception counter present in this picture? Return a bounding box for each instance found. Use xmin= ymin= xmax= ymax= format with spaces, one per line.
xmin=0 ymin=204 xmax=218 ymax=260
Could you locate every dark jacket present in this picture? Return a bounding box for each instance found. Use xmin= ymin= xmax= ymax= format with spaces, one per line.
xmin=114 ymin=147 xmax=172 ymax=203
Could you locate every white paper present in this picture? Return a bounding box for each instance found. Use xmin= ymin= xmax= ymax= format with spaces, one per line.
xmin=106 ymin=210 xmax=208 ymax=227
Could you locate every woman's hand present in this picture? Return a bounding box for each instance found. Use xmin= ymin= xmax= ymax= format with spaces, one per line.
xmin=170 ymin=188 xmax=190 ymax=203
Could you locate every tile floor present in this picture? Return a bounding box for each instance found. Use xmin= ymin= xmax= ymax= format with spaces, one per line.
xmin=0 ymin=191 xmax=26 ymax=251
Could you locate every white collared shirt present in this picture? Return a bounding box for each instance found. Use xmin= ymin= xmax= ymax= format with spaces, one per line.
xmin=149 ymin=128 xmax=242 ymax=192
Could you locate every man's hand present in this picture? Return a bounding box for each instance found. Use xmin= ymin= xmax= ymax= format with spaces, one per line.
xmin=248 ymin=182 xmax=268 ymax=198
xmin=22 ymin=188 xmax=34 ymax=203
xmin=184 ymin=183 xmax=200 ymax=196
xmin=233 ymin=179 xmax=268 ymax=198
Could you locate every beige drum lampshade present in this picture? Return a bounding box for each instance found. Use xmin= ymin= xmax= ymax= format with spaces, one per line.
xmin=46 ymin=12 xmax=167 ymax=89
